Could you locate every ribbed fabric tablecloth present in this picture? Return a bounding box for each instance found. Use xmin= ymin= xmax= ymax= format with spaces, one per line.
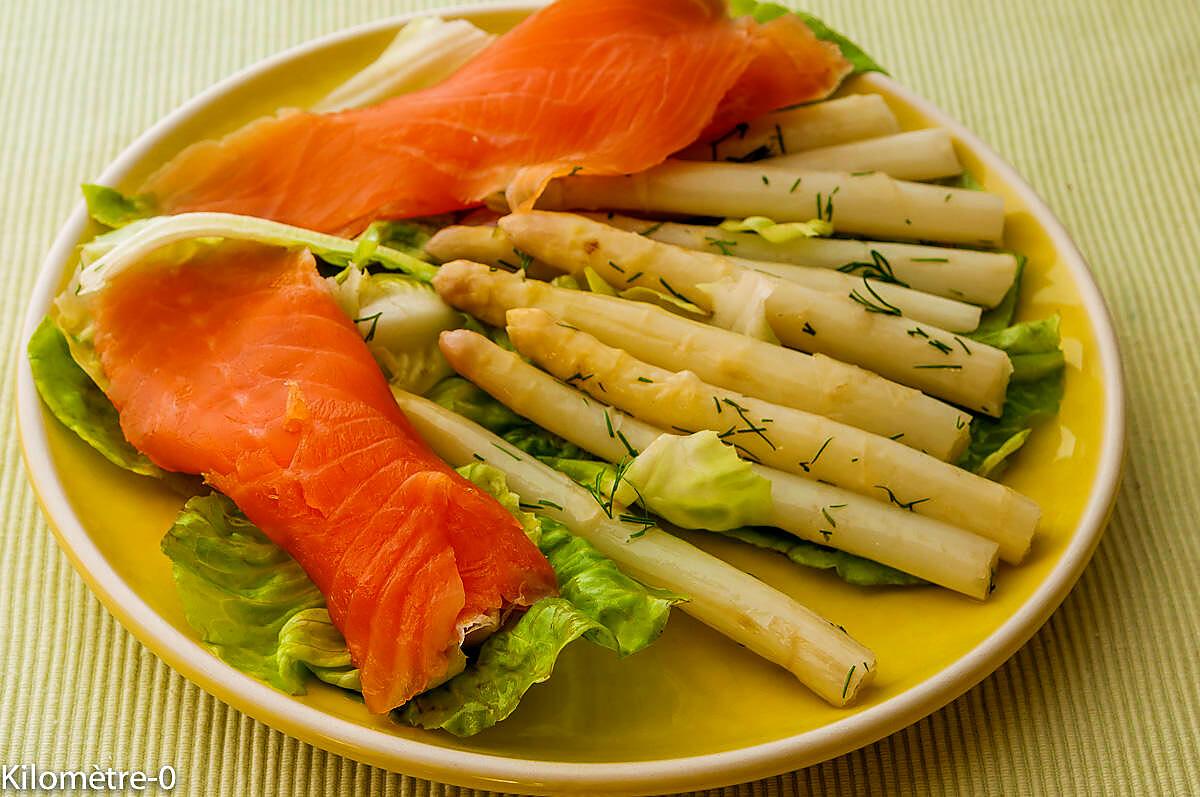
xmin=3 ymin=1 xmax=1198 ymax=794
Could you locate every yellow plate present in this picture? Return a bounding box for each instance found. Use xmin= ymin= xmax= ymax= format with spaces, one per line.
xmin=16 ymin=5 xmax=1125 ymax=794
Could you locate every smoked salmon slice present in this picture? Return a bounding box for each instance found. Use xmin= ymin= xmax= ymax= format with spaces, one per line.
xmin=139 ymin=0 xmax=849 ymax=235
xmin=91 ymin=245 xmax=558 ymax=712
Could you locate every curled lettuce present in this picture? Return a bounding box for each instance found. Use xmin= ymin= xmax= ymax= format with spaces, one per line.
xmin=548 ymin=456 xmax=910 ymax=588
xmin=27 ymin=316 xmax=161 ymax=477
xmin=82 ymin=184 xmax=155 ymax=229
xmin=718 ymin=216 xmax=833 ymax=243
xmin=396 ymin=598 xmax=599 ymax=736
xmin=160 ymin=494 xmax=340 ymax=694
xmin=718 ymin=526 xmax=923 ymax=587
xmin=962 ymin=305 xmax=1066 ymax=476
xmin=615 ymin=431 xmax=773 ymax=531
xmin=325 ymin=265 xmax=460 ymax=394
xmin=160 ymin=463 xmax=676 ymax=736
xmin=312 ymin=16 xmax=495 ymax=113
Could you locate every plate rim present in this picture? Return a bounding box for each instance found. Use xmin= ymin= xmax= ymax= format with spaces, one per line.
xmin=14 ymin=5 xmax=1127 ymax=794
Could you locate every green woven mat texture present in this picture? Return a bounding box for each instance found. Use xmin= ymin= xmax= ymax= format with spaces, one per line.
xmin=3 ymin=0 xmax=1198 ymax=794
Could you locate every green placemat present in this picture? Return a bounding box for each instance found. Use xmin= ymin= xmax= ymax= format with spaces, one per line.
xmin=2 ymin=0 xmax=1197 ymax=794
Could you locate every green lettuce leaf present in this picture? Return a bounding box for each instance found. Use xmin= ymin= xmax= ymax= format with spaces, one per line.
xmin=160 ymin=493 xmax=341 ymax=694
xmin=718 ymin=216 xmax=833 ymax=244
xmin=961 ymin=311 xmax=1066 ymax=476
xmin=973 ymin=254 xmax=1024 ymax=335
xmin=717 ymin=526 xmax=924 ymax=587
xmin=457 ymin=462 xmax=681 ymax=656
xmin=958 ymin=374 xmax=1064 ymax=478
xmin=728 ymin=1 xmax=886 ymax=75
xmin=27 ymin=316 xmax=162 ymax=477
xmin=548 ymin=456 xmax=911 ymax=588
xmin=81 ymin=184 xmax=156 ymax=229
xmin=325 ymin=266 xmax=460 ymax=394
xmin=395 ymin=597 xmax=599 ymax=736
xmin=161 ymin=462 xmax=675 ymax=735
xmin=615 ymin=431 xmax=773 ymax=531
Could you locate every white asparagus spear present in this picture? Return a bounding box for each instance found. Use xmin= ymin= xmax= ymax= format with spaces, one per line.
xmin=495 ymin=212 xmax=980 ymax=332
xmin=391 ymin=389 xmax=877 ymax=704
xmin=505 ymin=308 xmax=1038 ymax=563
xmin=423 ymin=224 xmax=561 ymax=281
xmin=767 ymin=129 xmax=962 ymax=182
xmin=677 ymin=94 xmax=900 ymax=161
xmin=438 ymin=329 xmax=1000 ymax=598
xmin=765 ymin=280 xmax=1012 ymax=416
xmin=534 ymin=160 xmax=1005 ymax=247
xmin=433 ymin=260 xmax=970 ymax=460
xmin=596 ymin=214 xmax=1018 ymax=308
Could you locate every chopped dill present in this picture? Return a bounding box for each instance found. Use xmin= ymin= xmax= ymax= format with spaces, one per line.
xmin=928 ymin=339 xmax=953 ymax=355
xmin=837 ymin=250 xmax=909 ymax=287
xmin=658 ymin=277 xmax=691 ymax=303
xmin=472 ymin=453 xmax=486 ymax=463
xmin=874 ymin=484 xmax=931 ymax=511
xmin=637 ymin=376 xmax=654 ymax=383
xmin=761 ymin=174 xmax=770 ymax=186
xmin=352 ymin=311 xmax=383 ymax=343
xmin=850 ymin=170 xmax=875 ymax=177
xmin=842 ymin=665 xmax=856 ymax=700
xmin=774 ymin=123 xmax=787 ymax=154
xmin=638 ymin=222 xmax=664 ymax=237
xmin=954 ymin=336 xmax=972 ymax=355
xmin=490 ymin=442 xmax=521 ymax=461
xmin=626 ymin=271 xmax=644 ymax=284
xmin=616 ymin=430 xmax=638 ymax=457
xmin=800 ymin=437 xmax=833 ymax=472
xmin=914 ymin=364 xmax=963 ymax=370
xmin=608 ymin=259 xmax=625 ymax=273
xmin=789 ymin=176 xmax=803 ymax=193
xmin=911 ymin=257 xmax=949 ymax=263
xmin=849 ymin=278 xmax=902 ymax=315
xmin=802 ymin=321 xmax=817 ymax=335
xmin=705 ymin=236 xmax=739 ymax=256
xmin=537 ymin=498 xmax=564 ymax=511
xmin=907 ymin=326 xmax=930 ymax=338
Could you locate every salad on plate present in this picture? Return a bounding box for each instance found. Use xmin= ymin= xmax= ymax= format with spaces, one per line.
xmin=28 ymin=0 xmax=1064 ymax=737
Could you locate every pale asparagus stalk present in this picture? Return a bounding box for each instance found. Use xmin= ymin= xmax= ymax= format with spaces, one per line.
xmin=501 ymin=210 xmax=1010 ymax=412
xmin=433 ymin=260 xmax=970 ymax=460
xmin=439 ymin=329 xmax=1000 ymax=598
xmin=767 ymin=129 xmax=962 ymax=182
xmin=677 ymin=94 xmax=900 ymax=161
xmin=596 ymin=214 xmax=1018 ymax=308
xmin=496 ymin=212 xmax=980 ymax=332
xmin=391 ymin=390 xmax=877 ymax=704
xmin=765 ymin=280 xmax=1012 ymax=416
xmin=534 ymin=160 xmax=1006 ymax=247
xmin=505 ymin=309 xmax=1038 ymax=563
xmin=423 ymin=224 xmax=560 ymax=281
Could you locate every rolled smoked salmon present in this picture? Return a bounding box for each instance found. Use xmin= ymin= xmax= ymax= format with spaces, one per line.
xmin=91 ymin=245 xmax=558 ymax=712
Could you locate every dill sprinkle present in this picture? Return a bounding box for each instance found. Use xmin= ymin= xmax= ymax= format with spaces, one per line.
xmin=637 ymin=376 xmax=654 ymax=383
xmin=954 ymin=336 xmax=973 ymax=355
xmin=658 ymin=277 xmax=691 ymax=303
xmin=353 ymin=311 xmax=383 ymax=342
xmin=912 ymin=257 xmax=949 ymax=263
xmin=789 ymin=177 xmax=802 ymax=193
xmin=638 ymin=222 xmax=664 ymax=237
xmin=608 ymin=259 xmax=625 ymax=273
xmin=491 ymin=443 xmax=521 ymax=461
xmin=705 ymin=237 xmax=738 ymax=256
xmin=914 ymin=364 xmax=963 ymax=370
xmin=842 ymin=665 xmax=856 ymax=700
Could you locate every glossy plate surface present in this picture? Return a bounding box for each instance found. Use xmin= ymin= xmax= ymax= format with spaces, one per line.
xmin=15 ymin=5 xmax=1125 ymax=794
